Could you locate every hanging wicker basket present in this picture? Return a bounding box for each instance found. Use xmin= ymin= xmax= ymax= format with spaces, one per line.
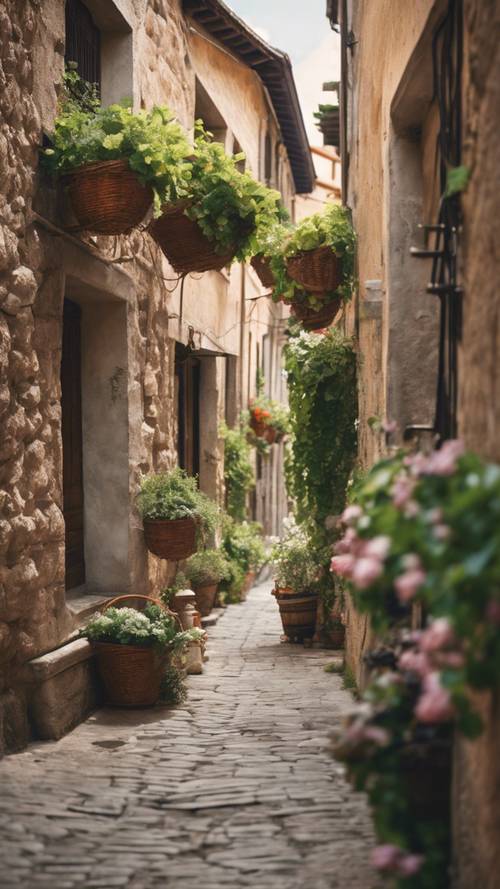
xmin=286 ymin=245 xmax=342 ymax=293
xmin=291 ymin=296 xmax=342 ymax=332
xmin=193 ymin=582 xmax=218 ymax=617
xmin=272 ymin=589 xmax=318 ymax=641
xmin=263 ymin=425 xmax=277 ymax=444
xmin=249 ymin=414 xmax=267 ymax=437
xmin=64 ymin=159 xmax=153 ymax=235
xmin=148 ymin=201 xmax=236 ymax=274
xmin=143 ymin=516 xmax=197 ymax=561
xmin=251 ymin=254 xmax=275 ymax=288
xmin=92 ymin=594 xmax=179 ymax=707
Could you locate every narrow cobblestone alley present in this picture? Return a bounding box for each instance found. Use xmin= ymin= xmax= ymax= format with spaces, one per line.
xmin=0 ymin=583 xmax=375 ymax=889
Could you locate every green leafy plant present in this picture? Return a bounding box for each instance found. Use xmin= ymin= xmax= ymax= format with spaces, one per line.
xmin=184 ymin=549 xmax=231 ymax=588
xmin=284 ymin=328 xmax=358 ymax=526
xmin=160 ymin=571 xmax=188 ymax=607
xmin=222 ymin=518 xmax=267 ymax=574
xmin=220 ymin=422 xmax=255 ymax=521
xmin=137 ymin=468 xmax=220 ymax=542
xmin=271 ymin=521 xmax=322 ymax=593
xmin=81 ymin=604 xmax=198 ymax=652
xmin=175 ymin=123 xmax=282 ymax=261
xmin=248 ymin=393 xmax=290 ymax=438
xmin=270 ymin=204 xmax=356 ymax=308
xmin=160 ymin=664 xmax=188 ymax=704
xmin=42 ymin=69 xmax=191 ymax=214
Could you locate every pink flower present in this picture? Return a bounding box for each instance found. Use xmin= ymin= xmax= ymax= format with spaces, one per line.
xmin=420 ymin=618 xmax=455 ymax=652
xmin=399 ymin=649 xmax=430 ymax=677
xmin=486 ymin=600 xmax=500 ymax=625
xmin=394 ymin=568 xmax=426 ymax=603
xmin=363 ymin=725 xmax=391 ymax=746
xmin=422 ymin=439 xmax=465 ymax=476
xmin=391 ymin=474 xmax=416 ymax=508
xmin=371 ymin=845 xmax=401 ymax=871
xmin=433 ymin=524 xmax=451 ymax=541
xmin=352 ymin=556 xmax=383 ymax=589
xmin=341 ymin=504 xmax=363 ymax=526
xmin=404 ymin=499 xmax=421 ymax=518
xmin=398 ymin=854 xmax=424 ymax=876
xmin=330 ymin=554 xmax=355 ymax=578
xmin=415 ymin=672 xmax=454 ymax=723
xmin=382 ymin=419 xmax=398 ymax=434
xmin=364 ymin=535 xmax=391 ymax=560
xmin=334 ymin=527 xmax=358 ymax=554
xmin=427 ymin=507 xmax=443 ymax=524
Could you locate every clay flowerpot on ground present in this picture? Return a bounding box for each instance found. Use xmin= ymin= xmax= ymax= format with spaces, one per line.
xmin=271 ymin=524 xmax=322 ymax=642
xmin=149 ymin=123 xmax=282 ymax=274
xmin=184 ymin=549 xmax=232 ymax=617
xmin=42 ymin=67 xmax=191 ymax=235
xmin=268 ymin=204 xmax=356 ymax=332
xmin=137 ymin=467 xmax=220 ymax=561
xmin=80 ymin=595 xmax=202 ymax=707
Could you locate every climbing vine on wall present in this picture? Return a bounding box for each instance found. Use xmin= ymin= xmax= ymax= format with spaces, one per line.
xmin=284 ymin=328 xmax=358 ymax=528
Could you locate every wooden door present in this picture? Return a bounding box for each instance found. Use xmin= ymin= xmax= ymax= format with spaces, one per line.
xmin=175 ymin=345 xmax=200 ymax=477
xmin=61 ymin=298 xmax=86 ymax=590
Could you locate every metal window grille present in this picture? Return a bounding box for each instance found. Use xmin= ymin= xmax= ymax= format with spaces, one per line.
xmin=65 ymin=0 xmax=101 ymax=90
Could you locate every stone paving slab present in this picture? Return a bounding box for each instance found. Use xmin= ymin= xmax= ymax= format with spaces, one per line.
xmin=0 ymin=582 xmax=376 ymax=888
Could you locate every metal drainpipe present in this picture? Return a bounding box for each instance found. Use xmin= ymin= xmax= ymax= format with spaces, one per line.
xmin=339 ymin=0 xmax=349 ymax=204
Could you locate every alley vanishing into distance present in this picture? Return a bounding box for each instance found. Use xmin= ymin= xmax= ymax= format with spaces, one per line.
xmin=0 ymin=583 xmax=374 ymax=889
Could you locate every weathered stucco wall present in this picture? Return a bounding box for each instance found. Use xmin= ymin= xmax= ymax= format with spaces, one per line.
xmin=452 ymin=2 xmax=500 ymax=886
xmin=0 ymin=0 xmax=295 ymax=753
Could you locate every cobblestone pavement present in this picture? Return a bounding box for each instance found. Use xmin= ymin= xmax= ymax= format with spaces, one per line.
xmin=0 ymin=582 xmax=375 ymax=889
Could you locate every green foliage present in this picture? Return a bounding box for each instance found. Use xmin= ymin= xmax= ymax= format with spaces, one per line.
xmin=284 ymin=328 xmax=358 ymax=526
xmin=270 ymin=204 xmax=356 ymax=308
xmin=253 ymin=219 xmax=292 ymax=258
xmin=179 ymin=123 xmax=282 ymax=261
xmin=81 ymin=604 xmax=198 ymax=651
xmin=219 ymin=559 xmax=246 ymax=604
xmin=313 ymin=102 xmax=338 ymax=122
xmin=42 ymin=71 xmax=191 ymax=214
xmin=184 ymin=548 xmax=231 ymax=587
xmin=445 ymin=164 xmax=470 ymax=197
xmin=160 ymin=664 xmax=188 ymax=704
xmin=160 ymin=571 xmax=188 ymax=607
xmin=220 ymin=422 xmax=255 ymax=521
xmin=324 ymin=661 xmax=343 ymax=674
xmin=137 ymin=468 xmax=219 ymax=541
xmin=271 ymin=522 xmax=322 ymax=593
xmin=222 ymin=518 xmax=267 ymax=574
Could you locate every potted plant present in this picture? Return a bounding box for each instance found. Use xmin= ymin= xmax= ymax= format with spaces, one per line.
xmin=137 ymin=468 xmax=219 ymax=561
xmin=42 ymin=67 xmax=191 ymax=235
xmin=184 ymin=549 xmax=231 ymax=616
xmin=221 ymin=518 xmax=267 ymax=601
xmin=271 ymin=524 xmax=321 ymax=641
xmin=248 ymin=395 xmax=289 ymax=443
xmin=270 ymin=204 xmax=356 ymax=331
xmin=251 ymin=219 xmax=291 ymax=288
xmin=81 ymin=595 xmax=197 ymax=706
xmin=149 ymin=124 xmax=282 ymax=274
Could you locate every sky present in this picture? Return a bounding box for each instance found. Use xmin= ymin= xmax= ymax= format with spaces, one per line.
xmin=225 ymin=0 xmax=340 ymax=145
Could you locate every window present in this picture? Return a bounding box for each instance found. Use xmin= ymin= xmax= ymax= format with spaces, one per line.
xmin=195 ymin=78 xmax=227 ymax=147
xmin=65 ymin=0 xmax=101 ymax=90
xmin=175 ymin=344 xmax=200 ymax=477
xmin=264 ymin=132 xmax=272 ymax=185
xmin=232 ymin=138 xmax=246 ymax=173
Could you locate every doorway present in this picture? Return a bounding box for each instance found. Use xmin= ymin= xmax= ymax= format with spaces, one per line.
xmin=61 ymin=298 xmax=85 ymax=590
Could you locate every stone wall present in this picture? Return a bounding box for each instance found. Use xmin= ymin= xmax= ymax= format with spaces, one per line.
xmin=0 ymin=0 xmax=296 ymax=753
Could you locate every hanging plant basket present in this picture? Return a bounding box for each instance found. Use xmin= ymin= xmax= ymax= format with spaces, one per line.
xmin=286 ymin=245 xmax=342 ymax=293
xmin=291 ymin=296 xmax=342 ymax=332
xmin=92 ymin=595 xmax=177 ymax=707
xmin=249 ymin=414 xmax=267 ymax=437
xmin=251 ymin=253 xmax=275 ymax=288
xmin=143 ymin=516 xmax=197 ymax=561
xmin=64 ymin=159 xmax=153 ymax=235
xmin=193 ymin=583 xmax=218 ymax=617
xmin=148 ymin=201 xmax=236 ymax=274
xmin=263 ymin=425 xmax=277 ymax=444
xmin=272 ymin=588 xmax=318 ymax=641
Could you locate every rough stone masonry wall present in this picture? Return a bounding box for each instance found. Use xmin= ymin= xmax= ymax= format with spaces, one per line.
xmin=0 ymin=0 xmax=66 ymax=754
xmin=452 ymin=2 xmax=500 ymax=887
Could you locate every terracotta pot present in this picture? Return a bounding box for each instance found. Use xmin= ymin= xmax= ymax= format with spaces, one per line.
xmin=251 ymin=253 xmax=275 ymax=288
xmin=143 ymin=517 xmax=197 ymax=561
xmin=263 ymin=425 xmax=277 ymax=444
xmin=194 ymin=582 xmax=218 ymax=617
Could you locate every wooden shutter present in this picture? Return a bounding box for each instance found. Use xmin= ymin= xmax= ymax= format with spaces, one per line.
xmin=65 ymin=0 xmax=101 ymax=89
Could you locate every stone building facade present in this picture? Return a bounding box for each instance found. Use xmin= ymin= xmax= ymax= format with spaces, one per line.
xmin=329 ymin=0 xmax=500 ymax=886
xmin=0 ymin=0 xmax=314 ymax=754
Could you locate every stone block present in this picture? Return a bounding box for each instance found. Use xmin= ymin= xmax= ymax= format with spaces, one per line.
xmin=186 ymin=640 xmax=204 ymax=675
xmin=28 ymin=638 xmax=102 ymax=740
